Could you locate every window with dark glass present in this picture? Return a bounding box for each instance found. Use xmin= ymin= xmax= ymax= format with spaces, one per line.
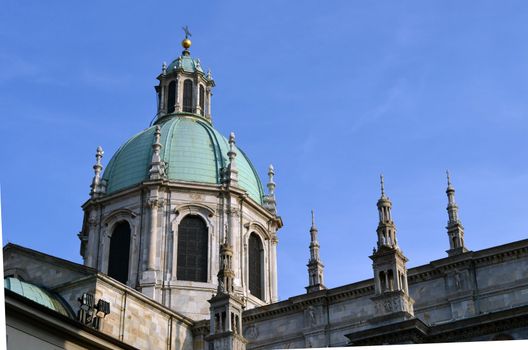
xmin=167 ymin=80 xmax=176 ymax=113
xmin=199 ymin=85 xmax=205 ymax=115
xmin=177 ymin=215 xmax=208 ymax=282
xmin=183 ymin=79 xmax=193 ymax=112
xmin=248 ymin=233 xmax=263 ymax=300
xmin=108 ymin=221 xmax=131 ymax=284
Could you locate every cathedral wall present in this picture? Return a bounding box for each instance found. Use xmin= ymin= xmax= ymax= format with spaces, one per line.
xmin=475 ymin=257 xmax=528 ymax=313
xmin=409 ymin=277 xmax=452 ymax=324
xmin=3 ymin=248 xmax=89 ymax=289
xmin=95 ymin=277 xmax=194 ymax=350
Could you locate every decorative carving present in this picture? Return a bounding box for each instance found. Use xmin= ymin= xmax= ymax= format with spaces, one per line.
xmin=244 ymin=325 xmax=258 ymax=340
xmin=189 ymin=192 xmax=203 ymax=201
xmin=226 ymin=208 xmax=240 ymax=217
xmin=147 ymin=199 xmax=165 ymax=209
xmin=304 ymin=305 xmax=317 ymax=327
xmin=454 ymin=270 xmax=462 ymax=290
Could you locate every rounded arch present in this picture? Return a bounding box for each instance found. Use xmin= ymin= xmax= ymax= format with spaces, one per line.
xmin=170 ymin=204 xmax=216 ymax=284
xmin=176 ymin=214 xmax=208 ymax=282
xmin=107 ymin=220 xmax=131 ymax=284
xmin=100 ymin=209 xmax=139 ymax=287
xmin=243 ymin=221 xmax=271 ymax=242
xmin=248 ymin=232 xmax=264 ymax=300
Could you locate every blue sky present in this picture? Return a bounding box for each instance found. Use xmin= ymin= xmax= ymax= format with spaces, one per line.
xmin=1 ymin=1 xmax=528 ymax=300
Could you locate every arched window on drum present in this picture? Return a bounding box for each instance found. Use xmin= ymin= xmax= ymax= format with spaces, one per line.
xmin=108 ymin=221 xmax=131 ymax=284
xmin=177 ymin=215 xmax=208 ymax=282
xmin=248 ymin=233 xmax=264 ymax=300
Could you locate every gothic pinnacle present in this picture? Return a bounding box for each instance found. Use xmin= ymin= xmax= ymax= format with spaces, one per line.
xmin=445 ymin=171 xmax=468 ymax=256
xmin=306 ymin=209 xmax=325 ymax=293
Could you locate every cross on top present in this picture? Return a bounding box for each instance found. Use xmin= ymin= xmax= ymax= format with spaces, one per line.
xmin=182 ymin=25 xmax=192 ymax=39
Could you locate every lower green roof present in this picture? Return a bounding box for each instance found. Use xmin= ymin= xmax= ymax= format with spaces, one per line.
xmin=4 ymin=277 xmax=74 ymax=318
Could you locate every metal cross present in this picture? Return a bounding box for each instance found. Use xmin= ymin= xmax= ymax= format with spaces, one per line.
xmin=182 ymin=25 xmax=192 ymax=39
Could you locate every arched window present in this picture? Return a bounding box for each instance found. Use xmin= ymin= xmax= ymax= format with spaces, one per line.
xmin=183 ymin=79 xmax=193 ymax=112
xmin=167 ymin=80 xmax=176 ymax=113
xmin=177 ymin=215 xmax=208 ymax=282
xmin=379 ymin=271 xmax=386 ymax=291
xmin=199 ymin=85 xmax=205 ymax=115
xmin=108 ymin=221 xmax=131 ymax=284
xmin=387 ymin=269 xmax=394 ymax=290
xmin=248 ymin=233 xmax=263 ymax=300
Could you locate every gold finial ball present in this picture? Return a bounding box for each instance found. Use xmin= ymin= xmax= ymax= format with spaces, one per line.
xmin=182 ymin=38 xmax=192 ymax=49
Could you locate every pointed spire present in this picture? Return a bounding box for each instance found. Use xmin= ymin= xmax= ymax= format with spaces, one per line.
xmin=90 ymin=146 xmax=104 ymax=198
xmin=445 ymin=171 xmax=468 ymax=256
xmin=446 ymin=170 xmax=459 ymax=223
xmin=306 ymin=209 xmax=325 ymax=293
xmin=380 ymin=174 xmax=386 ymax=199
xmin=446 ymin=170 xmax=453 ymax=188
xmin=226 ymin=131 xmax=239 ymax=186
xmin=149 ymin=125 xmax=165 ymax=180
xmin=376 ymin=175 xmax=396 ymax=249
xmin=370 ymin=175 xmax=414 ymax=320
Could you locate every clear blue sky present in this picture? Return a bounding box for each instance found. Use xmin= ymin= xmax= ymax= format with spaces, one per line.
xmin=1 ymin=1 xmax=528 ymax=300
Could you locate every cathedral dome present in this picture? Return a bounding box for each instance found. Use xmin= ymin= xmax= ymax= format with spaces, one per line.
xmin=102 ymin=115 xmax=265 ymax=203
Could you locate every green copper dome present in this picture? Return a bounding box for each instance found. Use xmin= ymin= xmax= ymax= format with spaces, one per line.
xmin=167 ymin=54 xmax=204 ymax=75
xmin=4 ymin=277 xmax=74 ymax=318
xmin=102 ymin=116 xmax=265 ymax=203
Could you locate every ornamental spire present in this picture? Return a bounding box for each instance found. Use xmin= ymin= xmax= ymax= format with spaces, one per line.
xmin=149 ymin=126 xmax=165 ymax=180
xmin=376 ymin=175 xmax=397 ymax=248
xmin=370 ymin=176 xmax=414 ymax=319
xmin=226 ymin=132 xmax=239 ymax=186
xmin=263 ymin=164 xmax=277 ymax=214
xmin=445 ymin=171 xmax=468 ymax=256
xmin=90 ymin=146 xmax=104 ymax=198
xmin=306 ymin=209 xmax=325 ymax=293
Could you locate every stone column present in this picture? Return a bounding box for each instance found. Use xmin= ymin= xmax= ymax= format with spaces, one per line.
xmin=147 ymin=198 xmax=162 ymax=271
xmin=270 ymin=236 xmax=279 ymax=302
xmin=85 ymin=208 xmax=99 ymax=268
xmin=193 ymin=78 xmax=199 ymax=114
